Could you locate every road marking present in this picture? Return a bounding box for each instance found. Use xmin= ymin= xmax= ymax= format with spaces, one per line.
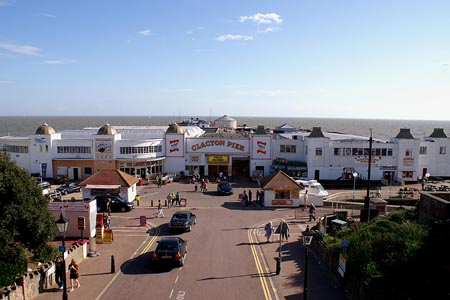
xmin=95 ymin=222 xmax=159 ymax=300
xmin=248 ymin=226 xmax=273 ymax=300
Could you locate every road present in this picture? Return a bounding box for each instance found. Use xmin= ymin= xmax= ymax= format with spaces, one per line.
xmin=37 ymin=180 xmax=346 ymax=300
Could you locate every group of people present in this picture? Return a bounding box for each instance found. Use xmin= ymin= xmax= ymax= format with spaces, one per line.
xmin=264 ymin=220 xmax=290 ymax=243
xmin=193 ymin=176 xmax=209 ymax=193
xmin=54 ymin=257 xmax=80 ymax=292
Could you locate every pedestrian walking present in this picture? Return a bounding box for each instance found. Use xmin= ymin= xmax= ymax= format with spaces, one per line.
xmin=194 ymin=180 xmax=198 ymax=192
xmin=68 ymin=259 xmax=80 ymax=292
xmin=303 ymin=190 xmax=308 ymax=210
xmin=279 ymin=220 xmax=290 ymax=241
xmin=175 ymin=192 xmax=181 ymax=206
xmin=157 ymin=200 xmax=164 ymax=218
xmin=264 ymin=221 xmax=274 ymax=243
xmin=54 ymin=256 xmax=63 ymax=289
xmin=309 ymin=204 xmax=316 ymax=221
xmin=248 ymin=190 xmax=252 ymax=203
xmin=242 ymin=190 xmax=249 ymax=207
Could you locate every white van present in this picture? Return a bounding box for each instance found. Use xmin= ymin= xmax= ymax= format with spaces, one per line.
xmin=293 ymin=178 xmax=328 ymax=207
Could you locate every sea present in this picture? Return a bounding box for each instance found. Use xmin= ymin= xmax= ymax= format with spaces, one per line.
xmin=1 ymin=115 xmax=450 ymax=141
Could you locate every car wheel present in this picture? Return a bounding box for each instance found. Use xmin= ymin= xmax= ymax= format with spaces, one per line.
xmin=120 ymin=207 xmax=126 ymax=212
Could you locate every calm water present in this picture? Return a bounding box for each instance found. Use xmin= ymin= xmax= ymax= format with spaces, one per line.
xmin=1 ymin=116 xmax=450 ymax=141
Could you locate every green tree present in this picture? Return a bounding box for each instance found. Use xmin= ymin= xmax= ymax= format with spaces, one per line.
xmin=0 ymin=153 xmax=57 ymax=286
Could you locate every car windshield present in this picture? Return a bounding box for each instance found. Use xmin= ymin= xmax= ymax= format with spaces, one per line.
xmin=157 ymin=241 xmax=178 ymax=251
xmin=219 ymin=182 xmax=230 ymax=187
xmin=172 ymin=213 xmax=187 ymax=219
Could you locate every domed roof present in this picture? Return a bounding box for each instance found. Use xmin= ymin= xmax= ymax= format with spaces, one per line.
xmin=35 ymin=123 xmax=56 ymax=135
xmin=166 ymin=123 xmax=184 ymax=134
xmin=215 ymin=115 xmax=235 ymax=122
xmin=97 ymin=123 xmax=117 ymax=135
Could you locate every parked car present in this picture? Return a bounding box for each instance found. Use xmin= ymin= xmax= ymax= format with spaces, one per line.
xmin=217 ymin=181 xmax=233 ymax=195
xmin=56 ymin=182 xmax=81 ymax=195
xmin=36 ymin=181 xmax=51 ymax=196
xmin=168 ymin=211 xmax=197 ymax=233
xmin=94 ymin=195 xmax=134 ymax=212
xmin=152 ymin=237 xmax=187 ymax=268
xmin=54 ymin=175 xmax=69 ymax=184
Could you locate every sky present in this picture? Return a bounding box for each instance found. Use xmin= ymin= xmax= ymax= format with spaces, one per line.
xmin=0 ymin=0 xmax=449 ymax=120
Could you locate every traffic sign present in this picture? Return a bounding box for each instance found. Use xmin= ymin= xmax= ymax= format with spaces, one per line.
xmin=59 ymin=245 xmax=66 ymax=253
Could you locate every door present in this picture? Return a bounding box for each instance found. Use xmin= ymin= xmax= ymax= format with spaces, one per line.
xmin=314 ymin=170 xmax=320 ymax=180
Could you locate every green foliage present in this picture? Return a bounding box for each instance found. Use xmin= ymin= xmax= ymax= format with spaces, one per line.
xmin=0 ymin=153 xmax=57 ymax=286
xmin=0 ymin=244 xmax=27 ymax=287
xmin=327 ymin=210 xmax=429 ymax=299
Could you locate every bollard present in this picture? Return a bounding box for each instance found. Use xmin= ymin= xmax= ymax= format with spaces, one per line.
xmin=111 ymin=255 xmax=115 ymax=273
xmin=164 ymin=200 xmax=167 ymax=207
xmin=151 ymin=199 xmax=153 ymax=207
xmin=275 ymin=257 xmax=281 ymax=275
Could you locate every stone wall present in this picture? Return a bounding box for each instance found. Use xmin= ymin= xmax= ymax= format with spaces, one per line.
xmin=417 ymin=192 xmax=450 ymax=222
xmin=1 ymin=241 xmax=86 ymax=300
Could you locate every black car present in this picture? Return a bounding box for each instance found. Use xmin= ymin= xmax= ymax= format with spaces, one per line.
xmin=94 ymin=195 xmax=134 ymax=212
xmin=168 ymin=211 xmax=196 ymax=233
xmin=217 ymin=181 xmax=233 ymax=195
xmin=152 ymin=237 xmax=187 ymax=268
xmin=56 ymin=182 xmax=81 ymax=195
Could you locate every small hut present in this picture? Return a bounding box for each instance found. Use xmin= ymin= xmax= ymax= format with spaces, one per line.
xmin=258 ymin=170 xmax=304 ymax=207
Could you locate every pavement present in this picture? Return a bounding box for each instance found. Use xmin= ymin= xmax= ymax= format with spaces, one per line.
xmin=34 ymin=180 xmax=359 ymax=300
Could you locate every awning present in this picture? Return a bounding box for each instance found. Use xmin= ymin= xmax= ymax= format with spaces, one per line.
xmin=85 ymin=184 xmax=121 ymax=189
xmin=272 ymin=160 xmax=307 ymax=171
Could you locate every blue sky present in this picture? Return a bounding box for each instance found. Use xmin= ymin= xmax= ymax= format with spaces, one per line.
xmin=0 ymin=0 xmax=449 ymax=120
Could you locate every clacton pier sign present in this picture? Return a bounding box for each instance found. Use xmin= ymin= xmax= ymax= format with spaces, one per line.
xmin=188 ymin=138 xmax=248 ymax=153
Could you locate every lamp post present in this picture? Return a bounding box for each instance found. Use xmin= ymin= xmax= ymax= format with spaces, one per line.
xmin=302 ymin=225 xmax=314 ymax=300
xmin=352 ymin=172 xmax=358 ymax=201
xmin=55 ymin=213 xmax=70 ymax=300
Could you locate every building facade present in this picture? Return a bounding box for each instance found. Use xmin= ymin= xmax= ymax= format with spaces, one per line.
xmin=2 ymin=122 xmax=450 ymax=184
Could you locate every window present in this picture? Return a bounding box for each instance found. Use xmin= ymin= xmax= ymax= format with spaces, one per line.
xmin=315 ymin=148 xmax=322 ymax=156
xmin=57 ymin=146 xmax=92 ymax=154
xmin=84 ymin=167 xmax=93 ymax=176
xmin=405 ymin=149 xmax=412 ymax=157
xmin=419 ymin=146 xmax=427 ymax=155
xmin=4 ymin=145 xmax=29 ymax=153
xmin=280 ymin=145 xmax=296 ymax=153
xmin=387 ymin=149 xmax=393 ymax=156
xmin=440 ymin=147 xmax=446 ymax=155
xmin=274 ymin=190 xmax=290 ymax=199
xmin=402 ymin=171 xmax=414 ymax=179
xmin=120 ymin=145 xmax=162 ymax=154
xmin=334 ymin=148 xmax=342 ymax=156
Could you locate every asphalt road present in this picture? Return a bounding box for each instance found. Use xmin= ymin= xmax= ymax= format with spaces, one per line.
xmin=37 ymin=179 xmax=346 ymax=300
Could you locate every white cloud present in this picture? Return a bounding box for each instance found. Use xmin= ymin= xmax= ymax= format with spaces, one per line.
xmin=0 ymin=80 xmax=15 ymax=84
xmin=138 ymin=29 xmax=152 ymax=36
xmin=257 ymin=27 xmax=279 ymax=33
xmin=240 ymin=13 xmax=283 ymax=25
xmin=0 ymin=41 xmax=42 ymax=56
xmin=41 ymin=59 xmax=77 ymax=65
xmin=216 ymin=34 xmax=253 ymax=42
xmin=37 ymin=13 xmax=56 ymax=18
xmin=0 ymin=0 xmax=14 ymax=7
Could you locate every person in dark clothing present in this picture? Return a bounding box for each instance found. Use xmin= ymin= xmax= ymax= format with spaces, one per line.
xmin=55 ymin=256 xmax=63 ymax=289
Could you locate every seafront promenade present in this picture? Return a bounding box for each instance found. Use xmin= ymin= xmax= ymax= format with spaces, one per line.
xmin=33 ymin=179 xmax=357 ymax=300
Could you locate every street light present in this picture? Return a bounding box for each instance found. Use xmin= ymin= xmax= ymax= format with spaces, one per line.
xmin=55 ymin=213 xmax=70 ymax=300
xmin=302 ymin=225 xmax=314 ymax=300
xmin=352 ymin=172 xmax=358 ymax=201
